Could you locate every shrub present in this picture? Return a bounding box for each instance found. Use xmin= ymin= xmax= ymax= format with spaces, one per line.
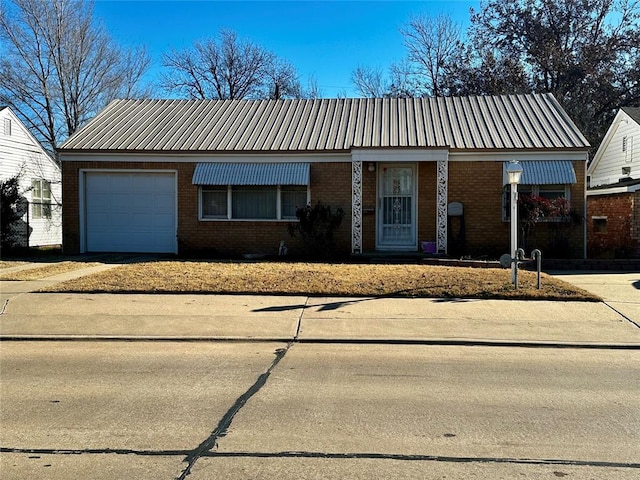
xmin=287 ymin=202 xmax=344 ymax=259
xmin=1 ymin=176 xmax=29 ymax=252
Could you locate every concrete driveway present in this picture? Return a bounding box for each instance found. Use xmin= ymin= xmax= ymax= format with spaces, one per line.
xmin=549 ymin=271 xmax=640 ymax=325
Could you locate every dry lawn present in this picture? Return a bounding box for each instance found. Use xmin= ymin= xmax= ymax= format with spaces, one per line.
xmin=0 ymin=261 xmax=101 ymax=281
xmin=44 ymin=260 xmax=599 ymax=301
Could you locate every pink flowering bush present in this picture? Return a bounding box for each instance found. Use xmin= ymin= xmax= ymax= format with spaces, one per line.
xmin=518 ymin=194 xmax=577 ymax=256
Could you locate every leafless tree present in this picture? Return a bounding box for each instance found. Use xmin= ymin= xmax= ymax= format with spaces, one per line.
xmin=264 ymin=58 xmax=301 ymax=99
xmin=163 ymin=29 xmax=305 ymax=101
xmin=400 ymin=13 xmax=463 ymax=97
xmin=0 ymin=0 xmax=151 ymax=155
xmin=351 ymin=66 xmax=387 ymax=98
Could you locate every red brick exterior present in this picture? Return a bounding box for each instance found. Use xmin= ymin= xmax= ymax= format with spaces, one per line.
xmin=62 ymin=158 xmax=586 ymax=258
xmin=62 ymin=161 xmax=353 ymax=257
xmin=446 ymin=160 xmax=585 ymax=259
xmin=587 ymin=191 xmax=640 ymax=258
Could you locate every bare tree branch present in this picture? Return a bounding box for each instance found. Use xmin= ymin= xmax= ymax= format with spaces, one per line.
xmin=0 ymin=0 xmax=151 ymax=155
xmin=162 ymin=29 xmax=304 ymax=100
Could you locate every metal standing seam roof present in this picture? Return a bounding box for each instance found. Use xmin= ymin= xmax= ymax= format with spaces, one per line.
xmin=192 ymin=162 xmax=310 ymax=185
xmin=502 ymin=161 xmax=577 ymax=186
xmin=59 ymin=94 xmax=590 ymax=153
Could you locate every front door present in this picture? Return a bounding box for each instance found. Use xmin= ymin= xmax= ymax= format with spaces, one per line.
xmin=377 ymin=164 xmax=417 ymax=250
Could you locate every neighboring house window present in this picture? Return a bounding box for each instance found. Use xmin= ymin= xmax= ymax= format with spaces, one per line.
xmin=622 ymin=136 xmax=627 ymax=152
xmin=200 ymin=185 xmax=308 ymax=220
xmin=3 ymin=118 xmax=10 ymax=136
xmin=592 ymin=217 xmax=607 ymax=233
xmin=502 ymin=184 xmax=570 ymax=221
xmin=32 ymin=179 xmax=52 ymax=219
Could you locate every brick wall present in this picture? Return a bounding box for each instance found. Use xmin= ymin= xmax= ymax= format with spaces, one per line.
xmin=448 ymin=161 xmax=506 ymax=257
xmin=447 ymin=160 xmax=585 ymax=259
xmin=587 ymin=191 xmax=639 ymax=258
xmin=62 ymin=158 xmax=586 ymax=259
xmin=417 ymin=162 xmax=437 ymax=247
xmin=62 ymin=161 xmax=353 ymax=257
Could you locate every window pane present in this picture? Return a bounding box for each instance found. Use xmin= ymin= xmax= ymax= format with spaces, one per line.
xmin=202 ymin=188 xmax=227 ymax=218
xmin=32 ymin=179 xmax=42 ymax=200
xmin=539 ymin=184 xmax=565 ymax=200
xmin=232 ymin=186 xmax=276 ymax=219
xmin=42 ymin=180 xmax=51 ymax=201
xmin=281 ymin=185 xmax=307 ymax=219
xmin=32 ymin=203 xmax=42 ymax=219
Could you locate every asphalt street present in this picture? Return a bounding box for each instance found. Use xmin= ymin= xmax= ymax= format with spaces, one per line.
xmin=0 ymin=265 xmax=639 ymax=479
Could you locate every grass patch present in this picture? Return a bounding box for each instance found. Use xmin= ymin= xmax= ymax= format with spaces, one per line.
xmin=43 ymin=260 xmax=600 ymax=301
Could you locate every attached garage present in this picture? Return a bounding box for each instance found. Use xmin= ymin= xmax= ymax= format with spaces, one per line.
xmin=83 ymin=171 xmax=177 ymax=253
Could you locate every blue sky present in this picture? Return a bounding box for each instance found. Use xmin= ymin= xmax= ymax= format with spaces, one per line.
xmin=94 ymin=0 xmax=479 ymax=98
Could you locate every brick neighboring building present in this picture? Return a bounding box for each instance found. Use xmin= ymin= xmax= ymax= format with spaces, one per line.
xmin=58 ymin=94 xmax=589 ymax=258
xmin=587 ymin=182 xmax=640 ymax=258
xmin=587 ymin=107 xmax=640 ymax=259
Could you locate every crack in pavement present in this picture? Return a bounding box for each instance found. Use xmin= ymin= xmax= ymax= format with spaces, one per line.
xmin=175 ymin=302 xmax=308 ymax=479
xmin=205 ymin=451 xmax=640 ymax=469
xmin=175 ymin=343 xmax=293 ymax=480
xmin=2 ymin=447 xmax=638 ymax=471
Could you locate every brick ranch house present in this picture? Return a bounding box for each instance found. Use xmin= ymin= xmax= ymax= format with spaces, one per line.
xmin=587 ymin=107 xmax=640 ymax=258
xmin=58 ymin=94 xmax=589 ymax=258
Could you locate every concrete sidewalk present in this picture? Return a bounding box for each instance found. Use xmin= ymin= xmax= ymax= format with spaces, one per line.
xmin=549 ymin=270 xmax=640 ymax=326
xmin=1 ymin=265 xmax=639 ymax=346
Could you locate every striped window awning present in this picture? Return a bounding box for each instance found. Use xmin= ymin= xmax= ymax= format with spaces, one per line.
xmin=503 ymin=161 xmax=576 ymax=186
xmin=192 ymin=163 xmax=310 ymax=185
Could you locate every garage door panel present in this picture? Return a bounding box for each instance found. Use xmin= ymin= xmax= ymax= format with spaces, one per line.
xmin=85 ymin=172 xmax=176 ymax=253
xmin=153 ymin=194 xmax=175 ymax=210
xmin=110 ymin=193 xmax=133 ymax=210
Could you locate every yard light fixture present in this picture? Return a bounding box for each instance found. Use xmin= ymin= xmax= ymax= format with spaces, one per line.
xmin=506 ymin=160 xmax=523 ymax=284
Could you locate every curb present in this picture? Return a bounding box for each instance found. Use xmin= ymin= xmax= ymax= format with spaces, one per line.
xmin=1 ymin=335 xmax=639 ymax=349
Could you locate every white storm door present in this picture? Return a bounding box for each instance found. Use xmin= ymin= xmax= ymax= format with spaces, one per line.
xmin=377 ymin=164 xmax=417 ymax=249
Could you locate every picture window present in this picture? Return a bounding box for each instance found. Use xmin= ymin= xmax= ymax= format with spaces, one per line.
xmin=200 ymin=185 xmax=308 ymax=220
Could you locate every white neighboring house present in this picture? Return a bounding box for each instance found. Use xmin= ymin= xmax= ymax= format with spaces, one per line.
xmin=0 ymin=106 xmax=62 ymax=247
xmin=586 ymin=107 xmax=640 ymax=258
xmin=588 ymin=107 xmax=639 ymax=187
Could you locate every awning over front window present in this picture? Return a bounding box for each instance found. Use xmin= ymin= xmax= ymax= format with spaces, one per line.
xmin=192 ymin=163 xmax=310 ymax=185
xmin=503 ymin=160 xmax=576 ymax=186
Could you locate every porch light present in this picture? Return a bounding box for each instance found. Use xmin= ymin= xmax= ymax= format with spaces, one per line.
xmin=368 ymin=163 xmax=376 ymax=172
xmin=506 ymin=160 xmax=523 ymax=285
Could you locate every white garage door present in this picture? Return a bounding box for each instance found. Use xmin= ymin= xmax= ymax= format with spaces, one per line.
xmin=85 ymin=172 xmax=176 ymax=253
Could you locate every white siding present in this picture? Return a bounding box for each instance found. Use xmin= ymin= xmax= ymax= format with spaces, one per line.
xmin=0 ymin=108 xmax=62 ymax=246
xmin=589 ymin=110 xmax=640 ymax=187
